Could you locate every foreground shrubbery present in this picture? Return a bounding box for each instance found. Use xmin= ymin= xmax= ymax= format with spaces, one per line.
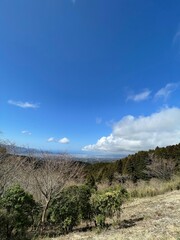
xmin=0 ymin=177 xmax=179 ymax=239
xmin=91 ymin=187 xmax=128 ymax=229
xmin=48 ymin=185 xmax=128 ymax=233
xmin=49 ymin=185 xmax=92 ymax=234
xmin=0 ymin=185 xmax=39 ymax=240
xmin=0 ymin=183 xmax=129 ymax=239
xmin=0 ymin=176 xmax=179 ymax=239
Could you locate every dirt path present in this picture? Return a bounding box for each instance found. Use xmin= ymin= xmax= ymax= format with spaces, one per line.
xmin=43 ymin=190 xmax=180 ymax=240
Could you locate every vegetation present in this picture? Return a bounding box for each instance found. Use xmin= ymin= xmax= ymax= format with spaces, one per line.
xmin=49 ymin=185 xmax=92 ymax=234
xmin=0 ymin=185 xmax=38 ymax=240
xmin=24 ymin=154 xmax=83 ymax=226
xmin=42 ymin=190 xmax=180 ymax=240
xmin=0 ymin=141 xmax=180 ymax=239
xmin=85 ymin=143 xmax=180 ymax=183
xmin=126 ymin=175 xmax=180 ymax=198
xmin=90 ymin=187 xmax=128 ymax=229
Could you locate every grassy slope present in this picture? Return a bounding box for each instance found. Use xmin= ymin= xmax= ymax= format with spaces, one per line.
xmin=42 ymin=190 xmax=180 ymax=240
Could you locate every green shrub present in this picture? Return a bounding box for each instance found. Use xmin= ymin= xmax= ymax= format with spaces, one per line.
xmin=49 ymin=185 xmax=92 ymax=233
xmin=94 ymin=214 xmax=106 ymax=229
xmin=85 ymin=174 xmax=97 ymax=191
xmin=0 ymin=185 xmax=38 ymax=240
xmin=91 ymin=187 xmax=128 ymax=229
xmin=0 ymin=209 xmax=7 ymax=239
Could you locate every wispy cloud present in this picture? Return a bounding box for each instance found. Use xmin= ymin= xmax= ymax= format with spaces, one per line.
xmin=96 ymin=117 xmax=102 ymax=124
xmin=21 ymin=130 xmax=32 ymax=136
xmin=47 ymin=137 xmax=56 ymax=142
xmin=173 ymin=31 xmax=180 ymax=45
xmin=58 ymin=137 xmax=70 ymax=144
xmin=127 ymin=89 xmax=151 ymax=102
xmin=155 ymin=83 xmax=179 ymax=100
xmin=173 ymin=25 xmax=180 ymax=45
xmin=47 ymin=137 xmax=70 ymax=144
xmin=173 ymin=25 xmax=180 ymax=53
xmin=82 ymin=107 xmax=180 ymax=154
xmin=8 ymin=100 xmax=39 ymax=109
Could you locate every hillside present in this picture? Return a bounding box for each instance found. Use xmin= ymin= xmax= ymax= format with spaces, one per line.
xmin=1 ymin=143 xmax=180 ymax=239
xmin=1 ymin=142 xmax=180 ymax=185
xmin=42 ymin=190 xmax=180 ymax=240
xmin=85 ymin=143 xmax=180 ymax=183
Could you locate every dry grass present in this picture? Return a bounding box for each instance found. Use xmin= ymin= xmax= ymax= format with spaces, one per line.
xmin=39 ymin=190 xmax=180 ymax=240
xmin=125 ymin=175 xmax=180 ymax=198
xmin=97 ymin=175 xmax=180 ymax=199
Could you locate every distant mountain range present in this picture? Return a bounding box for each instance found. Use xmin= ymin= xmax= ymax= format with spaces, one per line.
xmin=4 ymin=145 xmax=124 ymax=162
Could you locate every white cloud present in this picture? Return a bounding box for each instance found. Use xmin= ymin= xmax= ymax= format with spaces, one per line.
xmin=59 ymin=137 xmax=70 ymax=144
xmin=96 ymin=117 xmax=102 ymax=124
xmin=127 ymin=89 xmax=151 ymax=102
xmin=82 ymin=107 xmax=180 ymax=154
xmin=21 ymin=130 xmax=32 ymax=135
xmin=47 ymin=137 xmax=70 ymax=144
xmin=47 ymin=137 xmax=56 ymax=142
xmin=155 ymin=83 xmax=179 ymax=100
xmin=8 ymin=100 xmax=39 ymax=109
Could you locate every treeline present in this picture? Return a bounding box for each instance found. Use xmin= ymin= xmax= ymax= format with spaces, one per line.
xmin=85 ymin=143 xmax=180 ymax=183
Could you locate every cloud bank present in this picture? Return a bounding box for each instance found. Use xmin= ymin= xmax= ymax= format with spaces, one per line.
xmin=82 ymin=107 xmax=180 ymax=154
xmin=8 ymin=100 xmax=39 ymax=109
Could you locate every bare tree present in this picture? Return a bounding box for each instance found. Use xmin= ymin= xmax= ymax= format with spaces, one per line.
xmin=0 ymin=141 xmax=25 ymax=195
xmin=0 ymin=142 xmax=84 ymax=225
xmin=145 ymin=155 xmax=176 ymax=180
xmin=23 ymin=152 xmax=84 ymax=225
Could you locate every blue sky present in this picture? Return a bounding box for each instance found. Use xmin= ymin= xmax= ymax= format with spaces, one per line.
xmin=1 ymin=0 xmax=180 ymax=156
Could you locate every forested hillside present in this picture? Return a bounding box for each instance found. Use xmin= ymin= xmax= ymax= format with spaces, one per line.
xmin=85 ymin=143 xmax=180 ymax=183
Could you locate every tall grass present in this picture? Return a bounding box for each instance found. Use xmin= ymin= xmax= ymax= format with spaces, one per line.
xmin=124 ymin=175 xmax=180 ymax=198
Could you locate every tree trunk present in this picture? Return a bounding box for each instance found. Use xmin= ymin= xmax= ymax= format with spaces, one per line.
xmin=41 ymin=200 xmax=50 ymax=224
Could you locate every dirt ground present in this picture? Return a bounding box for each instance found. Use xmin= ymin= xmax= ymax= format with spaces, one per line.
xmin=43 ymin=190 xmax=180 ymax=240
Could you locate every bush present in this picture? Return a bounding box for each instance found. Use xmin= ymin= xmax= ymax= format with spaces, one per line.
xmin=85 ymin=174 xmax=97 ymax=191
xmin=0 ymin=209 xmax=7 ymax=239
xmin=49 ymin=185 xmax=92 ymax=233
xmin=91 ymin=187 xmax=128 ymax=229
xmin=0 ymin=185 xmax=38 ymax=240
